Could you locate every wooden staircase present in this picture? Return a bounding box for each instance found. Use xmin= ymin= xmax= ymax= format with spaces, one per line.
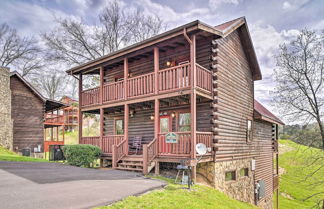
xmin=115 ymin=155 xmax=156 ymax=173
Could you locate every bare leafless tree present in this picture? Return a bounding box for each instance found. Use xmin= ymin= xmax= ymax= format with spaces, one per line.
xmin=42 ymin=0 xmax=165 ymax=66
xmin=273 ymin=29 xmax=324 ymax=150
xmin=32 ymin=70 xmax=68 ymax=100
xmin=0 ymin=23 xmax=42 ymax=76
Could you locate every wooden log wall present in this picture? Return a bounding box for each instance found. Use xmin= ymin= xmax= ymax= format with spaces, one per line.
xmin=253 ymin=120 xmax=274 ymax=203
xmin=10 ymin=76 xmax=44 ymax=152
xmin=103 ymin=43 xmax=190 ymax=85
xmin=213 ymin=30 xmax=254 ymax=161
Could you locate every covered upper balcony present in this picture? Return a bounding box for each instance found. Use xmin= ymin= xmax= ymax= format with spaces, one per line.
xmin=74 ymin=27 xmax=215 ymax=111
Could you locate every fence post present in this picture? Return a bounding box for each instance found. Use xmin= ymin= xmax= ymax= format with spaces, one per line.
xmin=143 ymin=144 xmax=148 ymax=175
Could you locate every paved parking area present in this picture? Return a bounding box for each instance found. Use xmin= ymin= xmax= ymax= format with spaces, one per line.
xmin=0 ymin=161 xmax=165 ymax=209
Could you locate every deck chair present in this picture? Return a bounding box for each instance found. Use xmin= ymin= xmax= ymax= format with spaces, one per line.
xmin=131 ymin=136 xmax=142 ymax=154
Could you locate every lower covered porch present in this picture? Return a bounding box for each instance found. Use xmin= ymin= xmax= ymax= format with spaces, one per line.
xmin=80 ymin=95 xmax=213 ymax=174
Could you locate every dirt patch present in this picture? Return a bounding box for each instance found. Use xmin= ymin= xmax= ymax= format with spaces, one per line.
xmin=281 ymin=192 xmax=294 ymax=200
xmin=279 ymin=143 xmax=295 ymax=155
xmin=278 ymin=166 xmax=286 ymax=176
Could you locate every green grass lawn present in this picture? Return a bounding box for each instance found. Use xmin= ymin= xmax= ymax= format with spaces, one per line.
xmin=278 ymin=139 xmax=324 ymax=208
xmin=96 ymin=177 xmax=257 ymax=209
xmin=0 ymin=146 xmax=48 ymax=162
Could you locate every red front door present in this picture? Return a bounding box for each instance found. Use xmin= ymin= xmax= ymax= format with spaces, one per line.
xmin=160 ymin=115 xmax=172 ymax=153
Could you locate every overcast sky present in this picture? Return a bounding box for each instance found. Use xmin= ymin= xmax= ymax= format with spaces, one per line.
xmin=1 ymin=0 xmax=323 ymax=120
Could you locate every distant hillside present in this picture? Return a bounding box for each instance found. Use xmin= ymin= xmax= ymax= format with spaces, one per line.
xmin=279 ymin=140 xmax=324 ymax=208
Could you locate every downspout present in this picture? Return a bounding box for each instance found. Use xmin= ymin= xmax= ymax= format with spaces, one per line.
xmin=70 ymin=71 xmax=79 ymax=80
xmin=183 ymin=28 xmax=192 ymax=45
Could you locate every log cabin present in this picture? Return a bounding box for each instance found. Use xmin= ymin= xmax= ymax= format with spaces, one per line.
xmin=10 ymin=71 xmax=66 ymax=156
xmin=66 ymin=17 xmax=284 ymax=208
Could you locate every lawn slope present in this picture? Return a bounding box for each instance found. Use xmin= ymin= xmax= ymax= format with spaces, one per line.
xmin=279 ymin=140 xmax=324 ymax=208
xmin=97 ymin=177 xmax=257 ymax=209
xmin=0 ymin=146 xmax=47 ymax=162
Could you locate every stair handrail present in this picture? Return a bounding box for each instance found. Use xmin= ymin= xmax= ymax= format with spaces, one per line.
xmin=112 ymin=138 xmax=127 ymax=168
xmin=143 ymin=138 xmax=158 ymax=175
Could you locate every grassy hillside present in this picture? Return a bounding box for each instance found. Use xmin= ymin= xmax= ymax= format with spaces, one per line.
xmin=279 ymin=140 xmax=324 ymax=208
xmin=0 ymin=146 xmax=47 ymax=162
xmin=97 ymin=177 xmax=257 ymax=209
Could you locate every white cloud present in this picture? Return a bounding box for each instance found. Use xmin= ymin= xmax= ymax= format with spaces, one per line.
xmin=282 ymin=1 xmax=292 ymax=10
xmin=282 ymin=0 xmax=311 ymax=10
xmin=209 ymin=0 xmax=241 ymax=9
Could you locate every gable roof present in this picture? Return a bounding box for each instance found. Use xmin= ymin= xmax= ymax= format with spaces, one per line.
xmin=66 ymin=17 xmax=262 ymax=80
xmin=10 ymin=71 xmax=66 ymax=112
xmin=254 ymin=100 xmax=284 ymax=125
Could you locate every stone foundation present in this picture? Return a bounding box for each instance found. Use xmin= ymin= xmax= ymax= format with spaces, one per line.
xmin=257 ymin=195 xmax=273 ymax=209
xmin=0 ymin=67 xmax=13 ymax=150
xmin=197 ymin=158 xmax=255 ymax=205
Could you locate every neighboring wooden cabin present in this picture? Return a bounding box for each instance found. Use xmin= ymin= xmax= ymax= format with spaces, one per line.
xmin=67 ymin=17 xmax=283 ymax=209
xmin=60 ymin=96 xmax=79 ymax=132
xmin=10 ymin=72 xmax=65 ymax=155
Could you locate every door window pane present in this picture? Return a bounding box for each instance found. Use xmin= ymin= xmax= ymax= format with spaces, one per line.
xmin=179 ymin=113 xmax=191 ymax=131
xmin=160 ymin=118 xmax=169 ymax=133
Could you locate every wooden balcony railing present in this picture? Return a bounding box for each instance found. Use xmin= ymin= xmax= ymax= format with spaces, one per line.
xmin=158 ymin=132 xmax=191 ymax=156
xmin=102 ymin=135 xmax=124 ymax=153
xmin=44 ymin=114 xmax=64 ymax=125
xmin=158 ymin=63 xmax=191 ymax=92
xmin=196 ymin=64 xmax=212 ymax=92
xmin=196 ymin=132 xmax=213 ymax=154
xmin=80 ymin=63 xmax=212 ymax=108
xmin=128 ymin=72 xmax=155 ymax=98
xmin=112 ymin=138 xmax=127 ymax=168
xmin=81 ymin=87 xmax=100 ymax=107
xmin=103 ymin=80 xmax=124 ymax=103
xmin=143 ymin=137 xmax=158 ymax=174
xmin=80 ymin=136 xmax=100 ymax=147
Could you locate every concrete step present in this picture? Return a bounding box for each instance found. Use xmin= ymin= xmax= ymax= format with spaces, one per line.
xmin=116 ymin=166 xmax=143 ymax=172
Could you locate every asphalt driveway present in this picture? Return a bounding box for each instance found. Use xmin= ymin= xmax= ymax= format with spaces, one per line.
xmin=0 ymin=161 xmax=165 ymax=209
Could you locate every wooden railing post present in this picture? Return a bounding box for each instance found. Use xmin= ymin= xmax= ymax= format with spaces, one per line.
xmin=112 ymin=144 xmax=117 ymax=168
xmin=124 ymin=57 xmax=128 ymax=100
xmin=154 ymin=47 xmax=159 ymax=94
xmin=100 ymin=66 xmax=104 ymax=104
xmin=143 ymin=144 xmax=148 ymax=175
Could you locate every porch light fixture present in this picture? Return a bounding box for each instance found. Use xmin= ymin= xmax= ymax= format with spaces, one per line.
xmin=150 ymin=115 xmax=155 ymax=120
xmin=166 ymin=61 xmax=171 ymax=67
xmin=171 ymin=112 xmax=176 ymax=118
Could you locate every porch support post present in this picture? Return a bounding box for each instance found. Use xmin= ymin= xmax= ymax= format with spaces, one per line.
xmin=99 ymin=66 xmax=104 ymax=104
xmin=190 ymin=34 xmax=197 ymax=182
xmin=100 ymin=108 xmax=104 ymax=152
xmin=124 ymin=104 xmax=129 ymax=155
xmin=154 ymin=47 xmax=159 ymax=94
xmin=124 ymin=57 xmax=128 ymax=99
xmin=154 ymin=98 xmax=160 ymax=158
xmin=78 ymin=74 xmax=83 ymax=143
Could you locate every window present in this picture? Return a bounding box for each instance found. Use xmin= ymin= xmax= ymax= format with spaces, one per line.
xmin=239 ymin=168 xmax=249 ymax=177
xmin=115 ymin=119 xmax=124 ymax=135
xmin=225 ymin=171 xmax=236 ymax=181
xmin=178 ymin=113 xmax=191 ymax=131
xmin=246 ymin=120 xmax=252 ymax=142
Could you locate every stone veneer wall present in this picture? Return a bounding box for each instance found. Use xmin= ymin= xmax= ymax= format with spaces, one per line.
xmin=0 ymin=67 xmax=13 ymax=150
xmin=197 ymin=158 xmax=255 ymax=205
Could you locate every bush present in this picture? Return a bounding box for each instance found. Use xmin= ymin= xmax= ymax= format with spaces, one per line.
xmin=62 ymin=144 xmax=102 ymax=167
